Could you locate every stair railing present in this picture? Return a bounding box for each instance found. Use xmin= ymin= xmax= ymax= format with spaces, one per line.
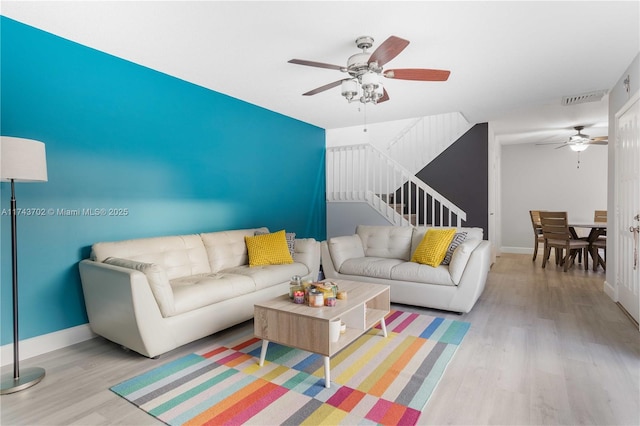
xmin=326 ymin=144 xmax=466 ymax=227
xmin=386 ymin=112 xmax=472 ymax=174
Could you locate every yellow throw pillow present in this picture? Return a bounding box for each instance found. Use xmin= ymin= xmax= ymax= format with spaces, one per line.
xmin=411 ymin=228 xmax=457 ymax=267
xmin=245 ymin=230 xmax=294 ymax=267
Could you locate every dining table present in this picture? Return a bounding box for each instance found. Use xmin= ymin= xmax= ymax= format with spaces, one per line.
xmin=569 ymin=222 xmax=607 ymax=270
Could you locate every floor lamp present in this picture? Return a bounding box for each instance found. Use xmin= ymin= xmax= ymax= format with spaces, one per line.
xmin=0 ymin=136 xmax=48 ymax=394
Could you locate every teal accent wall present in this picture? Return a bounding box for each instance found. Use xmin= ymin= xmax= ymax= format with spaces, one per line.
xmin=0 ymin=17 xmax=326 ymax=345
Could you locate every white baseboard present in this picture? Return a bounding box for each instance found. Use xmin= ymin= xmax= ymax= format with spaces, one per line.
xmin=603 ymin=280 xmax=617 ymax=301
xmin=500 ymin=246 xmax=533 ymax=255
xmin=1 ymin=324 xmax=96 ymax=367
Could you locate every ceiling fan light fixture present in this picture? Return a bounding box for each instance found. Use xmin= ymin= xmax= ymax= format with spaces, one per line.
xmin=375 ymin=82 xmax=384 ymax=97
xmin=570 ymin=143 xmax=588 ymax=152
xmin=361 ymin=72 xmax=379 ymax=91
xmin=290 ymin=35 xmax=450 ymax=105
xmin=570 ymin=134 xmax=589 ymax=143
xmin=341 ymin=79 xmax=358 ymax=100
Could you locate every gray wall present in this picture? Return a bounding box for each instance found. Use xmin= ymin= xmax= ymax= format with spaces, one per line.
xmin=326 ymin=202 xmax=394 ymax=239
xmin=415 ymin=123 xmax=488 ymax=237
xmin=500 ymin=141 xmax=607 ymax=253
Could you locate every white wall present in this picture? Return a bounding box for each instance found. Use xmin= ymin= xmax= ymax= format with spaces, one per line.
xmin=500 ymin=142 xmax=607 ymax=253
xmin=326 ymin=117 xmax=417 ymax=149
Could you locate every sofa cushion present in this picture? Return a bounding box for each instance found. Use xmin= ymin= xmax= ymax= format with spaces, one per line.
xmin=103 ymin=257 xmax=175 ymax=317
xmin=449 ymin=239 xmax=482 ymax=284
xmin=411 ymin=226 xmax=483 ymax=256
xmin=390 ymin=262 xmax=455 ymax=286
xmin=356 ymin=225 xmax=414 ymax=260
xmin=200 ymin=228 xmax=268 ymax=272
xmin=224 ymin=263 xmax=309 ymax=290
xmin=442 ymin=232 xmax=467 ymax=265
xmin=328 ymin=234 xmax=365 ymax=271
xmin=170 ymin=273 xmax=256 ymax=315
xmin=245 ymin=230 xmax=294 ymax=266
xmin=92 ymin=235 xmax=211 ymax=280
xmin=411 ymin=228 xmax=457 ymax=267
xmin=339 ymin=257 xmax=405 ymax=279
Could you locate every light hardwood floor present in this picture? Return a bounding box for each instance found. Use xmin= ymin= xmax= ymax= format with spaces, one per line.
xmin=1 ymin=253 xmax=638 ymax=425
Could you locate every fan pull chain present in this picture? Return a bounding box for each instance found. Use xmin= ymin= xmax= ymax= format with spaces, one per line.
xmin=577 ymin=151 xmax=581 ymax=169
xmin=363 ymin=102 xmax=368 ymax=132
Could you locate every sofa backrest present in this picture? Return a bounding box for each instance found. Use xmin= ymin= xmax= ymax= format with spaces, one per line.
xmin=410 ymin=226 xmax=484 ymax=258
xmin=91 ymin=234 xmax=211 ymax=280
xmin=355 ymin=225 xmax=414 ymax=260
xmin=200 ymin=227 xmax=269 ymax=272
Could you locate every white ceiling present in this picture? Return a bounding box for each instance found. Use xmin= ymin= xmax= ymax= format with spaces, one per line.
xmin=3 ymin=1 xmax=639 ymax=145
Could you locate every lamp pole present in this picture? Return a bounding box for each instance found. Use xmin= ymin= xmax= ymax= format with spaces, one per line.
xmin=11 ymin=179 xmax=20 ymax=380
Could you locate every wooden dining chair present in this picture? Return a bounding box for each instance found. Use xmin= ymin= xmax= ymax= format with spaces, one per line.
xmin=594 ymin=210 xmax=607 ymax=223
xmin=539 ymin=211 xmax=590 ymax=272
xmin=592 ymin=210 xmax=607 ymax=270
xmin=529 ymin=210 xmax=545 ymax=261
xmin=591 ymin=239 xmax=607 ymax=271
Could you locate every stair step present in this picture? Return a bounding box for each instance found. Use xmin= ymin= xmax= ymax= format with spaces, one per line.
xmin=404 ymin=213 xmax=417 ymax=225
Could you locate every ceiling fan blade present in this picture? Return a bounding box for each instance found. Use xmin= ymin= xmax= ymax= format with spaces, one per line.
xmin=302 ymin=79 xmax=346 ymax=96
xmin=368 ymin=36 xmax=410 ymax=67
xmin=384 ymin=68 xmax=451 ymax=81
xmin=555 ymin=144 xmax=570 ymax=149
xmin=591 ymin=137 xmax=608 ymax=142
xmin=587 ymin=141 xmax=608 ymax=145
xmin=288 ymin=59 xmax=344 ymax=71
xmin=378 ymin=88 xmax=390 ymax=103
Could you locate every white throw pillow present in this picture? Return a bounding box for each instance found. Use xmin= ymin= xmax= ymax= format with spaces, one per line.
xmin=103 ymin=257 xmax=175 ymax=317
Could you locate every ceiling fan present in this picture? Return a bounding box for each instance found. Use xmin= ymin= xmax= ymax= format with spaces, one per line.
xmin=288 ymin=35 xmax=450 ymax=105
xmin=536 ymin=126 xmax=608 ymax=152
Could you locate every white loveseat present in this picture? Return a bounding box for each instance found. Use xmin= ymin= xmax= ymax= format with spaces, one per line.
xmin=79 ymin=227 xmax=320 ymax=358
xmin=321 ymin=225 xmax=491 ymax=313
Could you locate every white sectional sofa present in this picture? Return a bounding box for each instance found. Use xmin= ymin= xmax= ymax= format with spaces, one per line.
xmin=79 ymin=227 xmax=320 ymax=358
xmin=321 ymin=225 xmax=491 ymax=313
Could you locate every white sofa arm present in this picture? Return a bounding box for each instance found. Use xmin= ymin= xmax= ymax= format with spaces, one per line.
xmin=321 ymin=235 xmax=366 ymax=279
xmin=78 ymin=259 xmax=178 ymax=357
xmin=449 ymin=240 xmax=492 ymax=312
xmin=293 ymin=238 xmax=321 ymax=281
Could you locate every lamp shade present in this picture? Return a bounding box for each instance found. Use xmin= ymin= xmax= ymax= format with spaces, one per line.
xmin=569 ymin=143 xmax=588 ymax=152
xmin=361 ymin=72 xmax=379 ymax=88
xmin=0 ymin=137 xmax=48 ymax=182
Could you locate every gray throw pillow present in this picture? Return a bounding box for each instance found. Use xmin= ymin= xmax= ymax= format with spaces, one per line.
xmin=442 ymin=232 xmax=467 ymax=265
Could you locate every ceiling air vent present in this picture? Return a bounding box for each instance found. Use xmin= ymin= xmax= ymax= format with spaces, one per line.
xmin=561 ymin=89 xmax=608 ymax=106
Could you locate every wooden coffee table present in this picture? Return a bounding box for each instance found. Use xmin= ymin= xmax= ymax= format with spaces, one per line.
xmin=253 ymin=279 xmax=390 ymax=388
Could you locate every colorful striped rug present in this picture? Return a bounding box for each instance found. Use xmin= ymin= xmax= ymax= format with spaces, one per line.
xmin=111 ymin=310 xmax=470 ymax=425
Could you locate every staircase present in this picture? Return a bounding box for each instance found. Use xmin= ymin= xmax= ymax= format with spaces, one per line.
xmin=326 ymin=112 xmax=471 ymax=227
xmin=386 ymin=112 xmax=472 ymax=174
xmin=326 ymin=144 xmax=466 ymax=226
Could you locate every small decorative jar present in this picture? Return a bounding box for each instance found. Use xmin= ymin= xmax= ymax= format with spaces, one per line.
xmin=328 ymin=282 xmax=339 ymax=297
xmin=293 ymin=290 xmax=305 ymax=304
xmin=325 ymin=296 xmax=337 ymax=307
xmin=308 ymin=289 xmax=324 ymax=307
xmin=289 ymin=275 xmax=302 ymax=298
